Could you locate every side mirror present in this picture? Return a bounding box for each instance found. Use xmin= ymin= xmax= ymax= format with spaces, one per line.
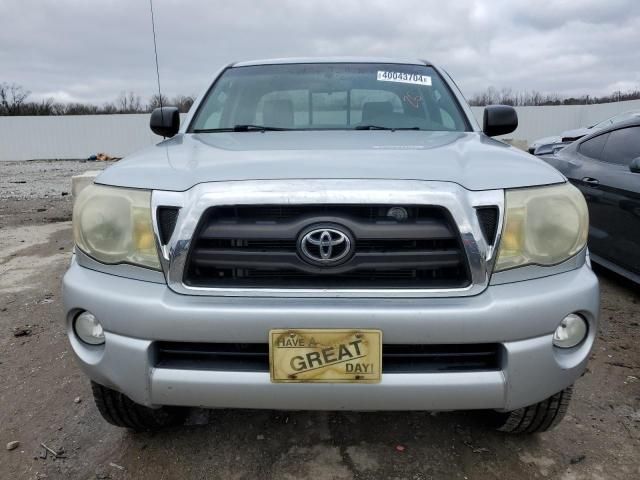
xmin=483 ymin=105 xmax=518 ymax=137
xmin=630 ymin=157 xmax=640 ymax=174
xmin=150 ymin=107 xmax=180 ymax=138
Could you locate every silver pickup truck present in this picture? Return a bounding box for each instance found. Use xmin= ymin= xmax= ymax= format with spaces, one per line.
xmin=63 ymin=58 xmax=598 ymax=434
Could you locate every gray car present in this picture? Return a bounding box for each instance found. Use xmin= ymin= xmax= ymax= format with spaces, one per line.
xmin=529 ymin=110 xmax=640 ymax=154
xmin=63 ymin=58 xmax=598 ymax=434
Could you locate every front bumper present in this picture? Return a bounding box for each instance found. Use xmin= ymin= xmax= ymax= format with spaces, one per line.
xmin=63 ymin=257 xmax=599 ymax=412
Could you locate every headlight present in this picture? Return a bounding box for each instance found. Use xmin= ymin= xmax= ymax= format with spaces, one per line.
xmin=495 ymin=183 xmax=588 ymax=271
xmin=73 ymin=184 xmax=160 ymax=269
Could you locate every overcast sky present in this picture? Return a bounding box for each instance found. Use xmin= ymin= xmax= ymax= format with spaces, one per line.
xmin=1 ymin=0 xmax=639 ymax=105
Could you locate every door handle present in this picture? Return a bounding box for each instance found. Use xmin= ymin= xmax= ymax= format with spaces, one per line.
xmin=581 ymin=177 xmax=600 ymax=186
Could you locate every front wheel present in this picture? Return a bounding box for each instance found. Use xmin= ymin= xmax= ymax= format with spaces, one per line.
xmin=493 ymin=386 xmax=573 ymax=434
xmin=91 ymin=381 xmax=187 ymax=432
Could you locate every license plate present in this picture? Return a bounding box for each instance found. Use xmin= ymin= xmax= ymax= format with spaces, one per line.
xmin=269 ymin=329 xmax=382 ymax=383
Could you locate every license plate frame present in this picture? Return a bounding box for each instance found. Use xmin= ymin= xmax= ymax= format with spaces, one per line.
xmin=269 ymin=329 xmax=382 ymax=383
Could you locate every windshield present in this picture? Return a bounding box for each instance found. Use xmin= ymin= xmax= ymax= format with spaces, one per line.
xmin=189 ymin=63 xmax=470 ymax=132
xmin=593 ymin=110 xmax=640 ymax=129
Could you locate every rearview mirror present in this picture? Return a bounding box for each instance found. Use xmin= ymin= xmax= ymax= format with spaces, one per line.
xmin=630 ymin=157 xmax=640 ymax=174
xmin=483 ymin=105 xmax=518 ymax=137
xmin=150 ymin=107 xmax=180 ymax=138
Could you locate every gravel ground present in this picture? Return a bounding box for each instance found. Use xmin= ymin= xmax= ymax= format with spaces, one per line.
xmin=0 ymin=160 xmax=110 ymax=229
xmin=0 ymin=161 xmax=638 ymax=480
xmin=0 ymin=160 xmax=111 ymax=200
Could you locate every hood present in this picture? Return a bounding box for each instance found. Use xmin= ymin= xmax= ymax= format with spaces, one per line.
xmin=96 ymin=130 xmax=564 ymax=192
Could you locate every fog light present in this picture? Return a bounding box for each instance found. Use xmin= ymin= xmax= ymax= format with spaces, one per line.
xmin=73 ymin=311 xmax=105 ymax=345
xmin=553 ymin=313 xmax=587 ymax=348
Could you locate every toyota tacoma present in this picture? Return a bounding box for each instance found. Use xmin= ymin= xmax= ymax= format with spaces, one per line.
xmin=64 ymin=58 xmax=598 ymax=433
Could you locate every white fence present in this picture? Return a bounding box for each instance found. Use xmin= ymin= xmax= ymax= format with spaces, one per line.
xmin=1 ymin=100 xmax=639 ymax=161
xmin=0 ymin=114 xmax=184 ymax=162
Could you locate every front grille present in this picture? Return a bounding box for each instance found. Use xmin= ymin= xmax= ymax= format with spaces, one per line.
xmin=184 ymin=205 xmax=470 ymax=289
xmin=154 ymin=342 xmax=502 ymax=373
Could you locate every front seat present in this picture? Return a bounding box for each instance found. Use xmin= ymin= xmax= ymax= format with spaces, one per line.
xmin=361 ymin=101 xmax=393 ymax=124
xmin=263 ymin=99 xmax=294 ymax=128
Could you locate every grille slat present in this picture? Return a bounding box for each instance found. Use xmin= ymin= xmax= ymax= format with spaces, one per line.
xmin=184 ymin=205 xmax=470 ymax=289
xmin=191 ymin=249 xmax=463 ymax=271
xmin=154 ymin=342 xmax=502 ymax=373
xmin=199 ymin=217 xmax=455 ymax=241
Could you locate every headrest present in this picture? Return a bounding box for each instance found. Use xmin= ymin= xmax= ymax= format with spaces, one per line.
xmin=361 ymin=101 xmax=393 ymax=124
xmin=263 ymin=99 xmax=294 ymax=128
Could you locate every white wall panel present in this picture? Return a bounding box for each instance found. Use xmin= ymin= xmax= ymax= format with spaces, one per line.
xmin=1 ymin=101 xmax=640 ymax=161
xmin=0 ymin=114 xmax=186 ymax=162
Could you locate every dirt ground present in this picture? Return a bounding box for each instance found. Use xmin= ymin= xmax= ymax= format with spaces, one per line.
xmin=1 ymin=161 xmax=639 ymax=480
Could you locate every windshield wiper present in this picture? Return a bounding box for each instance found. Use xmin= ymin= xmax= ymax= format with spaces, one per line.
xmin=233 ymin=124 xmax=292 ymax=131
xmin=193 ymin=124 xmax=291 ymax=133
xmin=354 ymin=125 xmax=421 ymax=131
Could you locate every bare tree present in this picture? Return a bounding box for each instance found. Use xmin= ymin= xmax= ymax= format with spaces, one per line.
xmin=147 ymin=93 xmax=169 ymax=110
xmin=498 ymin=87 xmax=514 ymax=106
xmin=115 ymin=91 xmax=143 ymax=113
xmin=63 ymin=102 xmax=100 ymax=115
xmin=467 ymin=86 xmax=631 ymax=107
xmin=172 ymin=94 xmax=195 ymax=113
xmin=20 ymin=97 xmax=55 ymax=115
xmin=0 ymin=82 xmax=30 ymax=115
xmin=101 ymin=102 xmax=118 ymax=114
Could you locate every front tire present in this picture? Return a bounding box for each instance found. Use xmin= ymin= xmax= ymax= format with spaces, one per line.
xmin=91 ymin=381 xmax=187 ymax=431
xmin=494 ymin=386 xmax=573 ymax=434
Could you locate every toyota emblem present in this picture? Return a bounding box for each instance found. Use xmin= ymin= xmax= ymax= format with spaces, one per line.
xmin=298 ymin=226 xmax=353 ymax=265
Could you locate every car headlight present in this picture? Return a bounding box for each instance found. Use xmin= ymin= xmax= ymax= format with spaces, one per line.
xmin=495 ymin=183 xmax=588 ymax=272
xmin=73 ymin=184 xmax=160 ymax=270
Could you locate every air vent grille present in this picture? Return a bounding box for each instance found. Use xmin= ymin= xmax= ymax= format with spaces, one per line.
xmin=476 ymin=207 xmax=499 ymax=246
xmin=157 ymin=207 xmax=180 ymax=245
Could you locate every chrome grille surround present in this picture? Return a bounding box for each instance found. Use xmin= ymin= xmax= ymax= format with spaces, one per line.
xmin=151 ymin=179 xmax=504 ymax=297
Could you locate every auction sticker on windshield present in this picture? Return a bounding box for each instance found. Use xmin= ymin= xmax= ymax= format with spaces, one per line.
xmin=377 ymin=70 xmax=432 ymax=86
xmin=270 ymin=329 xmax=382 ymax=383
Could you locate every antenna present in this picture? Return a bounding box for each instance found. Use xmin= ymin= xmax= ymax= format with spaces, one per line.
xmin=148 ymin=0 xmax=163 ymax=111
